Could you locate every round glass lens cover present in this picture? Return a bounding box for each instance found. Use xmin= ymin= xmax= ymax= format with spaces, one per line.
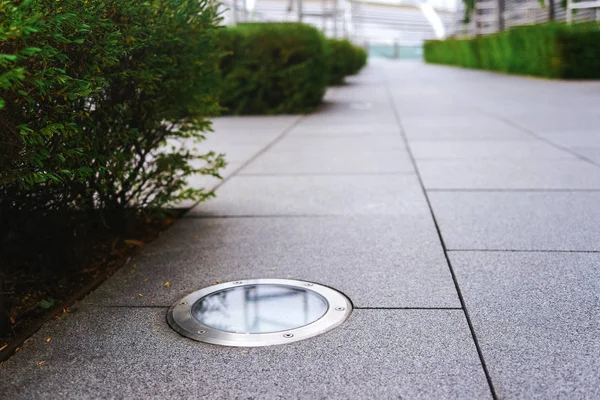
xmin=191 ymin=284 xmax=329 ymax=334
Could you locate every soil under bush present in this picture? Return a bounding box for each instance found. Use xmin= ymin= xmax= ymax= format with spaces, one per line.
xmin=0 ymin=210 xmax=183 ymax=361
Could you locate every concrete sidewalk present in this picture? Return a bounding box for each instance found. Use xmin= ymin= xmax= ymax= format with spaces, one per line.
xmin=1 ymin=60 xmax=600 ymax=399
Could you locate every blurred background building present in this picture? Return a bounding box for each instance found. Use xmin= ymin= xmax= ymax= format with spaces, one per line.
xmin=220 ymin=0 xmax=600 ymax=59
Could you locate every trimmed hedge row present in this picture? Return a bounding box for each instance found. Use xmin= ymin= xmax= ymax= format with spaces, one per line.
xmin=218 ymin=23 xmax=368 ymax=114
xmin=327 ymin=38 xmax=368 ymax=85
xmin=218 ymin=23 xmax=329 ymax=115
xmin=424 ymin=23 xmax=600 ymax=79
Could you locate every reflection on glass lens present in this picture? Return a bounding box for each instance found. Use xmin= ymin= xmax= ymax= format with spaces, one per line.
xmin=191 ymin=284 xmax=328 ymax=334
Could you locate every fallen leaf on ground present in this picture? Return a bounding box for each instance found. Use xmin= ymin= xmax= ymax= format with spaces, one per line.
xmin=0 ymin=344 xmax=7 ymax=352
xmin=164 ymin=281 xmax=171 ymax=288
xmin=138 ymin=293 xmax=143 ymax=297
xmin=38 ymin=361 xmax=45 ymax=366
xmin=46 ymin=338 xmax=51 ymax=343
xmin=124 ymin=239 xmax=144 ymax=247
xmin=162 ymin=218 xmax=175 ymax=227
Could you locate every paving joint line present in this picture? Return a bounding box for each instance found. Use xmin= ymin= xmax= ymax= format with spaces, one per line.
xmin=386 ymin=84 xmax=499 ymax=400
xmin=354 ymin=307 xmax=463 ymax=310
xmin=182 ymin=116 xmax=306 ymax=214
xmin=415 ymin=157 xmax=577 ymax=161
xmin=408 ymin=138 xmax=538 ymax=142
xmin=448 ymin=249 xmax=600 ymax=254
xmin=237 ymin=172 xmax=416 ymax=177
xmin=483 ymin=111 xmax=600 ymax=168
xmin=183 ymin=214 xmax=337 ymax=219
xmin=427 ymin=188 xmax=600 ymax=193
xmin=287 ymin=133 xmax=402 ymax=138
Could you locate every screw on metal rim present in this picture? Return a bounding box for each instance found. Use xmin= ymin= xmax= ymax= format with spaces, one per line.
xmin=335 ymin=307 xmax=345 ymax=311
xmin=197 ymin=330 xmax=206 ymax=334
xmin=283 ymin=333 xmax=294 ymax=338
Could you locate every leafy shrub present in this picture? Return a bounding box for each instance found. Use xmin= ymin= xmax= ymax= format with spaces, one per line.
xmin=351 ymin=46 xmax=368 ymax=75
xmin=218 ymin=22 xmax=329 ymax=115
xmin=0 ymin=0 xmax=224 ymax=221
xmin=326 ymin=39 xmax=367 ymax=85
xmin=0 ymin=0 xmax=224 ymax=338
xmin=424 ymin=23 xmax=600 ymax=79
xmin=327 ymin=39 xmax=356 ymax=85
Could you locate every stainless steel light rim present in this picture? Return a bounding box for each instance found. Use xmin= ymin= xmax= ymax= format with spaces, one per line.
xmin=167 ymin=278 xmax=353 ymax=347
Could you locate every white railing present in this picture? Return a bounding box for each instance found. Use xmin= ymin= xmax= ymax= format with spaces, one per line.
xmin=566 ymin=0 xmax=600 ymax=22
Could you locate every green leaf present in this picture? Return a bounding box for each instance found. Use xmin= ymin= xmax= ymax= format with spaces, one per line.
xmin=0 ymin=54 xmax=18 ymax=61
xmin=22 ymin=47 xmax=42 ymax=55
xmin=39 ymin=299 xmax=55 ymax=309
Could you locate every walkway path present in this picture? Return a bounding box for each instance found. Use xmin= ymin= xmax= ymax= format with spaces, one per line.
xmin=1 ymin=60 xmax=600 ymax=399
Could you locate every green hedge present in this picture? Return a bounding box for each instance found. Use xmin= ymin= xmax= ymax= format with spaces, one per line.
xmin=326 ymin=39 xmax=368 ymax=85
xmin=424 ymin=23 xmax=600 ymax=79
xmin=218 ymin=24 xmax=369 ymax=114
xmin=0 ymin=0 xmax=224 ymax=221
xmin=327 ymin=39 xmax=367 ymax=85
xmin=0 ymin=0 xmax=223 ymax=226
xmin=352 ymin=46 xmax=368 ymax=74
xmin=218 ymin=23 xmax=329 ymax=115
xmin=0 ymin=0 xmax=226 ymax=336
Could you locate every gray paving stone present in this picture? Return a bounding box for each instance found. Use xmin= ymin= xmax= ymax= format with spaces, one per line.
xmin=403 ymin=115 xmax=515 ymax=129
xmin=449 ymin=251 xmax=600 ymax=399
xmin=417 ymin=159 xmax=600 ymax=189
xmin=0 ymin=308 xmax=491 ymax=400
xmin=202 ymin=131 xmax=282 ymax=146
xmin=197 ymin=142 xmax=265 ymax=164
xmin=85 ymin=216 xmax=459 ymax=308
xmin=403 ymin=125 xmax=532 ymax=140
xmin=508 ymin=112 xmax=600 ymax=131
xmin=571 ymin=147 xmax=600 ymax=164
xmin=172 ymin=161 xmax=245 ymax=208
xmin=211 ymin=115 xmax=301 ymax=133
xmin=540 ymin=131 xmax=600 ymax=148
xmin=296 ymin=116 xmax=399 ymax=127
xmin=241 ymin=147 xmax=413 ymax=174
xmin=269 ymin=135 xmax=406 ymax=152
xmin=289 ymin=123 xmax=400 ymax=136
xmin=429 ymin=192 xmax=600 ymax=251
xmin=410 ymin=141 xmax=574 ymax=160
xmin=176 ymin=117 xmax=295 ymax=204
xmin=187 ymin=174 xmax=428 ymax=217
xmin=302 ymin=100 xmax=396 ymax=118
